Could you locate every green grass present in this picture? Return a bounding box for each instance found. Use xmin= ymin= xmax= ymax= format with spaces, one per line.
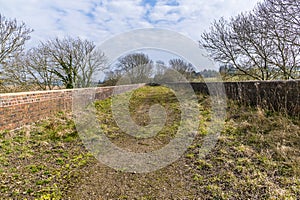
xmin=95 ymin=86 xmax=181 ymax=141
xmin=0 ymin=112 xmax=95 ymax=199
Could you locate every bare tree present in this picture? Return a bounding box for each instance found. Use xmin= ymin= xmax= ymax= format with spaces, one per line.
xmin=153 ymin=60 xmax=167 ymax=83
xmin=41 ymin=37 xmax=107 ymax=88
xmin=200 ymin=16 xmax=272 ymax=80
xmin=0 ymin=15 xmax=108 ymax=91
xmin=0 ymin=52 xmax=33 ymax=92
xmin=200 ymin=18 xmax=248 ymax=79
xmin=116 ymin=53 xmax=153 ymax=83
xmin=0 ymin=14 xmax=32 ymax=92
xmin=1 ymin=50 xmax=59 ymax=92
xmin=200 ymin=0 xmax=300 ymax=80
xmin=261 ymin=0 xmax=300 ymax=40
xmin=169 ymin=58 xmax=195 ymax=80
xmin=255 ymin=0 xmax=300 ymax=79
xmin=24 ymin=46 xmax=60 ymax=90
xmin=103 ymin=69 xmax=123 ymax=86
xmin=231 ymin=13 xmax=278 ymax=80
xmin=0 ymin=14 xmax=32 ymax=65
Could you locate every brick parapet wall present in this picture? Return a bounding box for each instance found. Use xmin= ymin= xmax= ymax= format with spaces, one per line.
xmin=0 ymin=81 xmax=298 ymax=131
xmin=188 ymin=80 xmax=299 ymax=117
xmin=166 ymin=80 xmax=299 ymax=116
xmin=0 ymin=84 xmax=145 ymax=131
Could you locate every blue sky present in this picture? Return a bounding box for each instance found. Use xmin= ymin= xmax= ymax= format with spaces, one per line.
xmin=0 ymin=0 xmax=261 ymax=68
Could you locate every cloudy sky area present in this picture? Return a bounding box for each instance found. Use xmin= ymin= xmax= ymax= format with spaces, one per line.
xmin=0 ymin=0 xmax=261 ymax=67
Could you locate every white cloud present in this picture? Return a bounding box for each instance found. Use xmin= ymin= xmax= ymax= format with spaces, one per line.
xmin=92 ymin=0 xmax=151 ymax=36
xmin=145 ymin=0 xmax=262 ymax=39
xmin=0 ymin=0 xmax=261 ymax=48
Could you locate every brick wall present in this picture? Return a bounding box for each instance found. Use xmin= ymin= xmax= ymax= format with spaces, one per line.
xmin=0 ymin=84 xmax=144 ymax=131
xmin=0 ymin=80 xmax=299 ymax=131
xmin=187 ymin=80 xmax=299 ymax=117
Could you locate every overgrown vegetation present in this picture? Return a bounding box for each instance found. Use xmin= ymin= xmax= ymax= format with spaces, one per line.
xmin=0 ymin=112 xmax=95 ymax=199
xmin=0 ymin=86 xmax=299 ymax=199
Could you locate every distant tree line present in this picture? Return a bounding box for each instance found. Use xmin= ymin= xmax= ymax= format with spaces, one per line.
xmin=102 ymin=52 xmax=224 ymax=86
xmin=200 ymin=0 xmax=300 ymax=80
xmin=102 ymin=52 xmax=218 ymax=86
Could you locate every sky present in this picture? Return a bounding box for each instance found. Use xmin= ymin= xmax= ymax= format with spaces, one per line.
xmin=0 ymin=0 xmax=261 ymax=69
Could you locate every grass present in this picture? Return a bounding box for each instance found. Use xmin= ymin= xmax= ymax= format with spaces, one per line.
xmin=94 ymin=85 xmax=181 ymax=147
xmin=188 ymin=104 xmax=300 ymax=199
xmin=0 ymin=85 xmax=299 ymax=199
xmin=0 ymin=112 xmax=95 ymax=199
